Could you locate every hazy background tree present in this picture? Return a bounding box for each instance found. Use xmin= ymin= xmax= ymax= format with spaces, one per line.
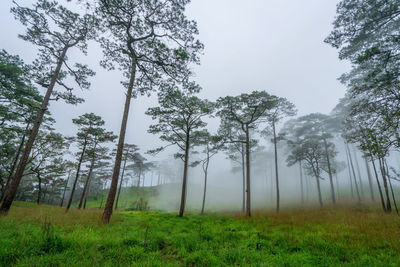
xmin=146 ymin=89 xmax=213 ymax=217
xmin=217 ymin=91 xmax=277 ymax=216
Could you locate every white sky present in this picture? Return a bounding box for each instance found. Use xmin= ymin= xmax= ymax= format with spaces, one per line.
xmin=0 ymin=0 xmax=349 ymax=156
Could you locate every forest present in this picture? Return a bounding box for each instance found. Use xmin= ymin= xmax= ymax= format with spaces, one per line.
xmin=1 ymin=0 xmax=400 ymax=266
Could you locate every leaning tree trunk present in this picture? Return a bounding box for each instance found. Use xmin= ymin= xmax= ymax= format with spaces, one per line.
xmin=179 ymin=132 xmax=190 ymax=218
xmin=115 ymin=153 xmax=129 ymax=210
xmin=245 ymin=124 xmax=251 ymax=217
xmin=66 ymin=137 xmax=88 ymax=212
xmin=102 ymin=59 xmax=136 ymax=224
xmin=241 ymin=143 xmax=246 ymax=213
xmin=201 ymin=151 xmax=210 ymax=215
xmin=323 ymin=138 xmax=335 ymax=204
xmin=385 ymin=160 xmax=398 ymax=215
xmin=370 ymin=157 xmax=386 ymax=212
xmin=1 ymin=123 xmax=29 ymax=203
xmin=272 ymin=120 xmax=279 ymax=213
xmin=60 ymin=170 xmax=72 ymax=207
xmin=364 ymin=157 xmax=375 ymax=202
xmin=378 ymin=157 xmax=392 ymax=213
xmin=0 ymin=48 xmax=67 ymax=216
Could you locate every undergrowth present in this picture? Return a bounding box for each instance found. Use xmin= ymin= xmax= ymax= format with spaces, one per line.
xmin=0 ymin=202 xmax=399 ymax=266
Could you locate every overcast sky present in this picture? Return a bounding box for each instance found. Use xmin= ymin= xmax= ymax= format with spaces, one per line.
xmin=0 ymin=0 xmax=349 ymax=155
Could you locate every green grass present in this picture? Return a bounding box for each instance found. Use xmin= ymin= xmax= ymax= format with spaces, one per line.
xmin=0 ymin=203 xmax=400 ymax=266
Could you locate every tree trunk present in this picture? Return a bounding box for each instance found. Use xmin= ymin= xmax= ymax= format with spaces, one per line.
xmin=102 ymin=59 xmax=136 ymax=224
xmin=345 ymin=148 xmax=354 ymax=199
xmin=273 ymin=120 xmax=279 ymax=213
xmin=1 ymin=123 xmax=29 ymax=203
xmin=364 ymin=157 xmax=375 ymax=202
xmin=99 ymin=184 xmax=105 ymax=209
xmin=314 ymin=161 xmax=323 ymax=207
xmin=245 ymin=124 xmax=251 ymax=217
xmin=353 ymin=148 xmax=364 ymax=199
xmin=136 ymin=170 xmax=142 ymax=203
xmin=299 ymin=161 xmax=304 ymax=204
xmin=0 ymin=47 xmax=68 ymax=216
xmin=346 ymin=144 xmax=361 ymax=203
xmin=335 ymin=173 xmax=340 ymax=201
xmin=378 ymin=157 xmax=391 ymax=213
xmin=179 ymin=131 xmax=190 ymax=217
xmin=115 ymin=152 xmax=129 ymax=210
xmin=241 ymin=143 xmax=245 ymax=213
xmin=324 ymin=138 xmax=335 ymax=204
xmin=201 ymin=151 xmax=210 ymax=215
xmin=36 ymin=175 xmax=41 ymax=205
xmin=66 ymin=137 xmax=88 ymax=212
xmin=78 ymin=148 xmax=96 ymax=209
xmin=385 ymin=160 xmax=399 ymax=215
xmin=371 ymin=157 xmax=386 ymax=212
xmin=60 ymin=170 xmax=72 ymax=207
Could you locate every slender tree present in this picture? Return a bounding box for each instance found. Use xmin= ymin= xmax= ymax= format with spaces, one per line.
xmin=97 ymin=0 xmax=203 ymax=224
xmin=197 ymin=132 xmax=224 ymax=215
xmin=217 ymin=91 xmax=277 ymax=216
xmin=264 ymin=97 xmax=296 ymax=212
xmin=66 ymin=113 xmax=108 ymax=212
xmin=146 ymin=89 xmax=213 ymax=217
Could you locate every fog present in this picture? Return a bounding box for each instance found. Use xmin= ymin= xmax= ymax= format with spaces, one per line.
xmin=1 ymin=0 xmax=359 ymax=212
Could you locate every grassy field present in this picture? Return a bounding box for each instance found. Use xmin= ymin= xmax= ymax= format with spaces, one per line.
xmin=0 ymin=202 xmax=400 ymax=266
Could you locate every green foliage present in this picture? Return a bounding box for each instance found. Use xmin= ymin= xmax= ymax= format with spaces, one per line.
xmin=11 ymin=0 xmax=98 ymax=102
xmin=1 ymin=204 xmax=400 ymax=266
xmin=146 ymin=89 xmax=214 ymax=157
xmin=97 ymin=0 xmax=203 ymax=96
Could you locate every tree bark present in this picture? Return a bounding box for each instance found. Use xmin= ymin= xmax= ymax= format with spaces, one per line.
xmin=179 ymin=131 xmax=190 ymax=217
xmin=115 ymin=151 xmax=129 ymax=210
xmin=66 ymin=137 xmax=88 ymax=212
xmin=378 ymin=157 xmax=392 ymax=213
xmin=273 ymin=120 xmax=279 ymax=213
xmin=245 ymin=124 xmax=251 ymax=217
xmin=370 ymin=157 xmax=386 ymax=212
xmin=323 ymin=138 xmax=335 ymax=204
xmin=60 ymin=170 xmax=72 ymax=207
xmin=0 ymin=47 xmax=68 ymax=216
xmin=102 ymin=59 xmax=136 ymax=224
xmin=364 ymin=157 xmax=375 ymax=202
